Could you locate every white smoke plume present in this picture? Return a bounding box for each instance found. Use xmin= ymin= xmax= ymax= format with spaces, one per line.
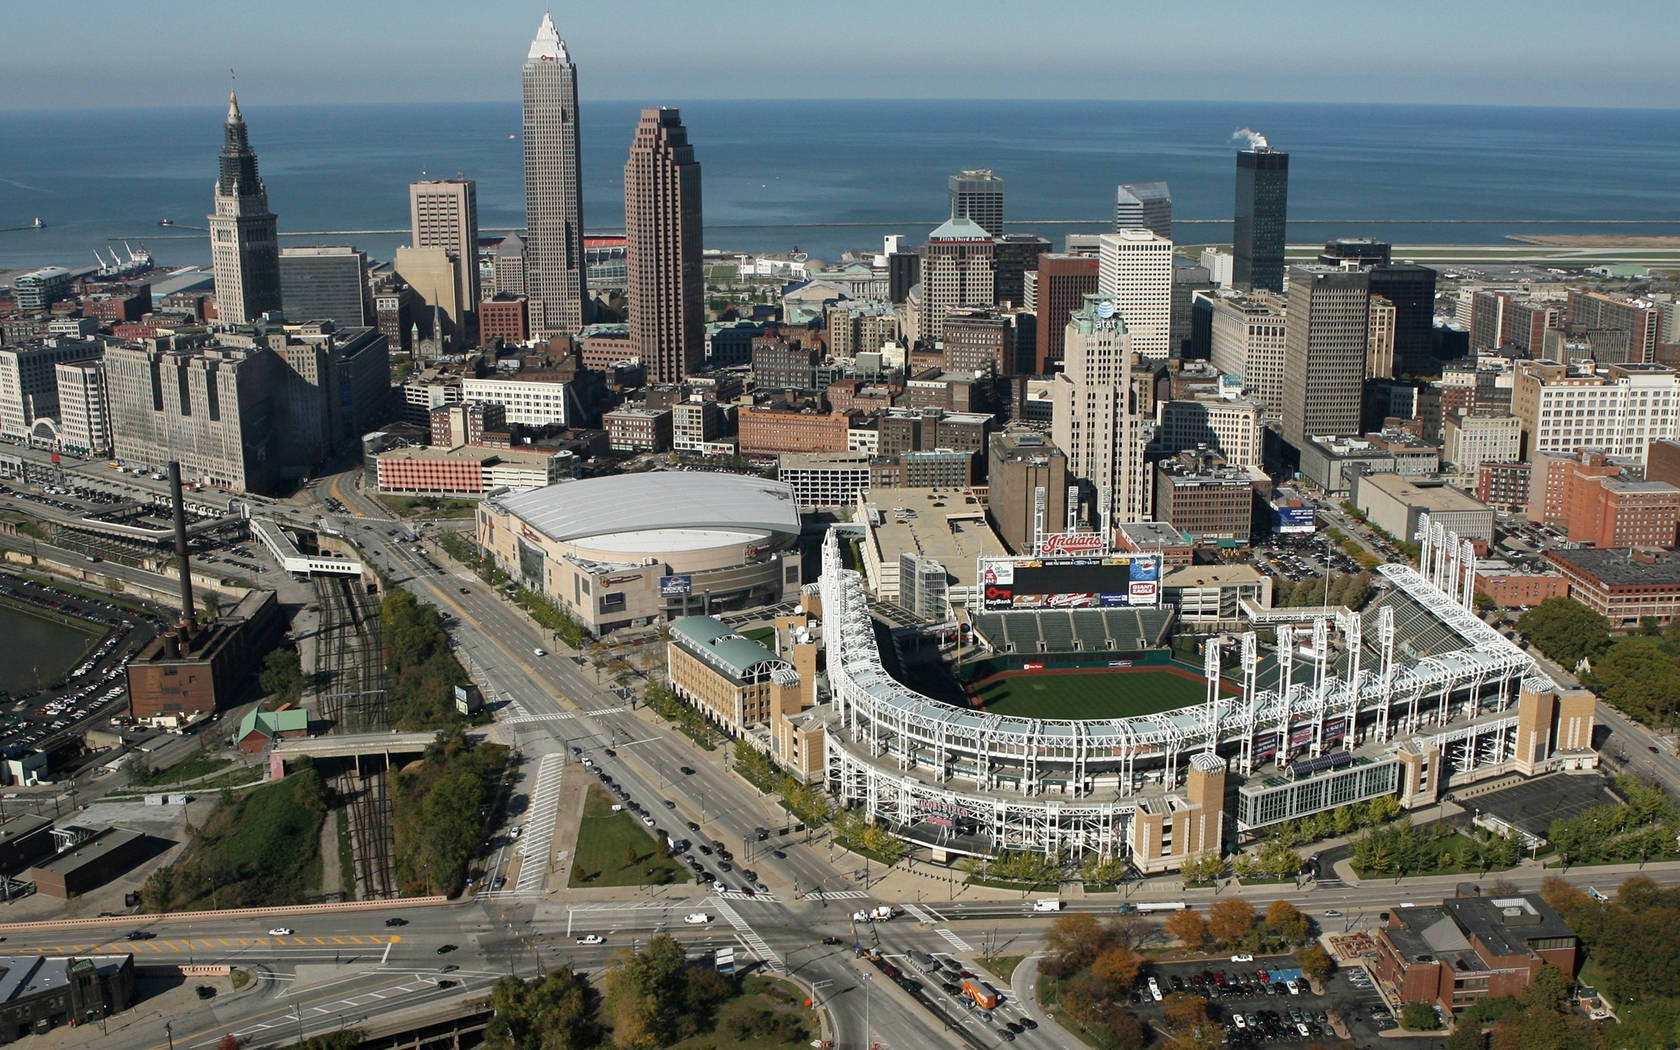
xmin=1231 ymin=127 xmax=1269 ymax=150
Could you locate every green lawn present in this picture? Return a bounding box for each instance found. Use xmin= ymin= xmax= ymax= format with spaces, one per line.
xmin=568 ymin=783 xmax=685 ymax=887
xmin=971 ymin=668 xmax=1227 ymax=720
xmin=741 ymin=626 xmax=776 ymax=647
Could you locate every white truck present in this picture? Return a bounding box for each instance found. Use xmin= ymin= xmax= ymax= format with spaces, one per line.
xmin=852 ymin=905 xmax=897 ymax=922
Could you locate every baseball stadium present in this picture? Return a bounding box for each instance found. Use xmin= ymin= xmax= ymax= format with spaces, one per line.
xmin=817 ymin=517 xmax=1600 ymax=869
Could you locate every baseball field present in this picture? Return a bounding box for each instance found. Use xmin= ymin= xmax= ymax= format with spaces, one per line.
xmin=966 ymin=664 xmax=1236 ymax=720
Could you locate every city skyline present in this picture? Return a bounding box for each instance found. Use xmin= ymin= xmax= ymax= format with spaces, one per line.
xmin=2 ymin=0 xmax=1677 ymax=111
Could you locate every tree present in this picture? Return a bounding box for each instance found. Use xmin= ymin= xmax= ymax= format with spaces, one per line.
xmin=1091 ymin=946 xmax=1143 ymax=992
xmin=1208 ymin=898 xmax=1256 ymax=947
xmin=1182 ymin=851 xmax=1224 ymax=885
xmin=1102 ymin=1007 xmax=1149 ymax=1050
xmin=485 ymin=969 xmax=599 ymax=1050
xmin=1400 ymin=1002 xmax=1442 ymax=1030
xmin=1589 ymin=636 xmax=1680 ymax=726
xmin=1162 ymin=992 xmax=1222 ymax=1050
xmin=1296 ymin=942 xmax=1333 ymax=984
xmin=1164 ymin=908 xmax=1207 ymax=949
xmin=1517 ymin=598 xmax=1611 ymax=669
xmin=1474 ymin=591 xmax=1497 ymax=614
xmin=1267 ymin=900 xmax=1310 ymax=944
xmin=1043 ymin=912 xmax=1106 ymax=969
xmin=259 ymin=646 xmax=304 ymax=707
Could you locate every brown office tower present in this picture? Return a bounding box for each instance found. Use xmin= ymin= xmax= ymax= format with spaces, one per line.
xmin=522 ymin=13 xmax=589 ymax=339
xmin=625 ymin=108 xmax=703 ymax=383
xmin=1033 ymin=254 xmax=1098 ymax=372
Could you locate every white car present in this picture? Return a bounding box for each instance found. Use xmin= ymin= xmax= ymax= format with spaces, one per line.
xmin=268 ymin=927 xmax=294 ymax=937
xmin=683 ymin=913 xmax=711 ymax=925
xmin=1286 ymin=979 xmax=1301 ymax=995
xmin=532 ymin=648 xmax=546 ymax=656
xmin=1231 ymin=953 xmax=1254 ymax=963
xmin=641 ymin=816 xmax=655 ymax=827
xmin=576 ymin=934 xmax=604 ymax=945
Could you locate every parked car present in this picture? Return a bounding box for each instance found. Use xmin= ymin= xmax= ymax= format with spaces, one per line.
xmin=268 ymin=927 xmax=294 ymax=937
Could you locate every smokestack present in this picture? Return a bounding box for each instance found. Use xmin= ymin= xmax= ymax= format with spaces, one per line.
xmin=169 ymin=461 xmax=196 ymax=638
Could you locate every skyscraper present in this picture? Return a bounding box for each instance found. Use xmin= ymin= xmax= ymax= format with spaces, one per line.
xmin=625 ymin=108 xmax=703 ymax=384
xmin=919 ymin=217 xmax=996 ymax=345
xmin=410 ymin=179 xmax=480 ymax=324
xmin=1114 ymin=181 xmax=1172 ymax=241
xmin=522 ymin=13 xmax=589 ymax=338
xmin=279 ymin=246 xmax=371 ymax=326
xmin=1096 ymin=230 xmax=1174 ymax=360
xmin=1033 ymin=253 xmax=1099 ymax=373
xmin=1282 ymin=265 xmax=1370 ymax=445
xmin=1052 ymin=294 xmax=1151 ymax=529
xmin=209 ymin=92 xmax=282 ymax=324
xmin=1367 ymin=263 xmax=1439 ymax=375
xmin=1233 ymin=148 xmax=1289 ymax=293
xmin=949 ymin=169 xmax=1004 ymax=237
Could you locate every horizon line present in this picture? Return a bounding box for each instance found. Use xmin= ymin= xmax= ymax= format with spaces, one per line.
xmin=3 ymin=96 xmax=1679 ymax=115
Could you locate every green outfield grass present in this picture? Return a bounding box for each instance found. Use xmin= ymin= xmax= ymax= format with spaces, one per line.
xmin=970 ymin=667 xmax=1231 ymax=720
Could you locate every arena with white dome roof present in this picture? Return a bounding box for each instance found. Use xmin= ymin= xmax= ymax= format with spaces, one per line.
xmin=478 ymin=473 xmax=804 ymax=635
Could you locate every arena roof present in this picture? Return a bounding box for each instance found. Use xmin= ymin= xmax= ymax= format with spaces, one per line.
xmin=491 ymin=472 xmax=800 ymax=550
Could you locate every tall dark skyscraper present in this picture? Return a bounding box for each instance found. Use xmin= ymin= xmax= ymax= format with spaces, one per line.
xmin=522 ymin=13 xmax=589 ymax=339
xmin=1368 ymin=263 xmax=1440 ymax=376
xmin=625 ymin=109 xmax=703 ymax=384
xmin=1233 ymin=148 xmax=1289 ymax=293
xmin=949 ymin=169 xmax=1004 ymax=237
xmin=209 ymin=92 xmax=282 ymax=323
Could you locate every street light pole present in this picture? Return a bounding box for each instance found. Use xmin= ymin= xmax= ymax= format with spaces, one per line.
xmin=862 ymin=971 xmax=872 ymax=1049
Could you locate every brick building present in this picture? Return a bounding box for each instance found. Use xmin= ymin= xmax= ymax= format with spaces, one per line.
xmin=737 ymin=406 xmax=851 ymax=455
xmin=942 ymin=308 xmax=1013 ymax=375
xmin=1033 ymin=253 xmax=1099 ymax=373
xmin=1547 ymin=547 xmax=1680 ymax=629
xmin=1528 ymin=448 xmax=1622 ymax=528
xmin=429 ymin=401 xmax=508 ymax=448
xmin=1472 ymin=559 xmax=1569 ymax=609
xmin=1476 ymin=462 xmax=1530 ymax=513
xmin=1371 ymin=894 xmax=1578 ymax=1016
xmin=1567 ymin=477 xmax=1680 ymax=548
xmin=1153 ymin=452 xmax=1259 ymax=543
xmin=477 ymin=294 xmax=530 ymax=345
xmin=602 ymin=405 xmax=674 ymax=452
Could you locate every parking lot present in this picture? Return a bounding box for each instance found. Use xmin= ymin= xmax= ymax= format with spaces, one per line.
xmin=1127 ymin=953 xmax=1398 ymax=1049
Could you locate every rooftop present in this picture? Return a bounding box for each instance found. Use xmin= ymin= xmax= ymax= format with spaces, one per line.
xmin=1163 ymin=564 xmax=1266 ymax=588
xmin=490 ymin=473 xmax=801 ymax=546
xmin=669 ymin=616 xmax=797 ymax=685
xmin=27 ymin=827 xmax=145 ymax=877
xmin=1444 ymin=894 xmax=1577 ymax=959
xmin=927 ymin=216 xmax=993 ymax=242
xmin=858 ymin=485 xmax=1006 ymax=592
xmin=238 ymin=708 xmax=307 ymax=740
xmin=1117 ymin=521 xmax=1191 ymax=547
xmin=1358 ymin=473 xmax=1489 ymax=513
xmin=1548 ymin=547 xmax=1680 ymax=586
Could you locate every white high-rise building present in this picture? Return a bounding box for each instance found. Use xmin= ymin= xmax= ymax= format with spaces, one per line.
xmin=1052 ymin=294 xmax=1151 ymax=528
xmin=54 ymin=360 xmax=112 ymax=456
xmin=1096 ymin=230 xmax=1173 ymax=360
xmin=1513 ymin=360 xmax=1680 ymax=465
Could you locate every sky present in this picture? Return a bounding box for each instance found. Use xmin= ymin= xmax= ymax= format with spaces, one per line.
xmin=2 ymin=0 xmax=1675 ymax=110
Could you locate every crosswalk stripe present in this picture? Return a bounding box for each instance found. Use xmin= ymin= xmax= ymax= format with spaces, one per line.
xmin=515 ymin=753 xmax=566 ymax=893
xmin=937 ymin=928 xmax=974 ymax=952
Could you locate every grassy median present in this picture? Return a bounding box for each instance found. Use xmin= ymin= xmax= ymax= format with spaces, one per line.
xmin=567 ymin=783 xmax=684 ymax=887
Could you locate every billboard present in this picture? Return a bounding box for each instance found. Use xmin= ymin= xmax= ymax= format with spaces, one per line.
xmin=1039 ymin=532 xmax=1105 ymax=556
xmin=659 ymin=574 xmax=693 ymax=597
xmin=1273 ymin=503 xmax=1316 ymax=535
xmin=980 ymin=554 xmax=1160 ymax=609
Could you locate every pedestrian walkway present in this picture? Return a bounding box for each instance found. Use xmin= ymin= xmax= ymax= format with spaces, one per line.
xmin=710 ymin=895 xmax=781 ymax=970
xmin=514 ymin=755 xmax=565 ymax=894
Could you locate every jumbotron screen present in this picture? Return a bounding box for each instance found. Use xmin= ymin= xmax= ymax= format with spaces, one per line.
xmin=979 ymin=554 xmax=1160 ymax=609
